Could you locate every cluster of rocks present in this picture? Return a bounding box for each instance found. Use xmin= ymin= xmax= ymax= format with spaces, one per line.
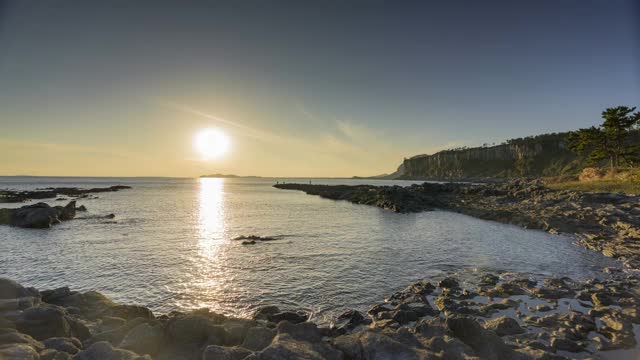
xmin=0 ymin=201 xmax=81 ymax=229
xmin=2 ymin=271 xmax=638 ymax=360
xmin=274 ymin=179 xmax=640 ymax=268
xmin=0 ymin=185 xmax=131 ymax=228
xmin=0 ymin=186 xmax=131 ymax=203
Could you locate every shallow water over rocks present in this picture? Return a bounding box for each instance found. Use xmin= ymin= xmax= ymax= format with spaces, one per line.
xmin=0 ymin=177 xmax=619 ymax=322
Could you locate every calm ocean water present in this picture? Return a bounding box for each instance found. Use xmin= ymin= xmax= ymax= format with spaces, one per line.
xmin=0 ymin=177 xmax=618 ymax=322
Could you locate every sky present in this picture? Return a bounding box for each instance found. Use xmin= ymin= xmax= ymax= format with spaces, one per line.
xmin=0 ymin=0 xmax=638 ymax=177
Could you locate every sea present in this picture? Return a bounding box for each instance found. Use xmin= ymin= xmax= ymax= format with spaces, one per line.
xmin=0 ymin=176 xmax=619 ymax=323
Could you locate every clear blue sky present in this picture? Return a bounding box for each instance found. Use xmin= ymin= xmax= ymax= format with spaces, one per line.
xmin=0 ymin=0 xmax=638 ymax=176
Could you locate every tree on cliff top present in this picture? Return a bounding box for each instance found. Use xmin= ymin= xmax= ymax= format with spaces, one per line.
xmin=567 ymin=106 xmax=640 ymax=169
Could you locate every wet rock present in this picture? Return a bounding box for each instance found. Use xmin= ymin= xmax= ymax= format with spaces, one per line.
xmin=409 ymin=280 xmax=436 ymax=295
xmin=73 ymin=341 xmax=150 ymax=360
xmin=202 ymin=345 xmax=253 ymax=360
xmin=438 ymin=277 xmax=460 ymax=289
xmin=532 ymin=287 xmax=574 ymax=300
xmin=591 ymin=292 xmax=612 ymax=307
xmin=483 ymin=316 xmax=525 ymax=336
xmin=549 ymin=336 xmax=584 ymax=352
xmin=241 ymin=326 xmax=276 ymax=351
xmin=267 ymin=311 xmax=308 ymax=324
xmin=600 ymin=312 xmax=633 ymax=333
xmin=253 ymin=306 xmax=281 ymax=321
xmin=479 ymin=274 xmax=500 ymax=287
xmin=330 ymin=310 xmax=371 ymax=335
xmin=367 ymin=303 xmax=394 ymax=318
xmin=535 ymin=305 xmax=552 ymax=312
xmin=478 ymin=298 xmax=519 ymax=315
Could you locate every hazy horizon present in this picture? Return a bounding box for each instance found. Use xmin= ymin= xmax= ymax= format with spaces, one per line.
xmin=1 ymin=0 xmax=638 ymax=177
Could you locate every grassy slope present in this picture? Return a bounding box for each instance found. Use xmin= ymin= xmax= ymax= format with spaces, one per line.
xmin=545 ymin=168 xmax=640 ymax=195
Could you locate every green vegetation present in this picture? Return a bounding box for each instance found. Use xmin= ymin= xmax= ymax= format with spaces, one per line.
xmin=566 ymin=106 xmax=640 ymax=169
xmin=546 ymin=168 xmax=640 ymax=194
xmin=400 ymin=105 xmax=640 ymax=184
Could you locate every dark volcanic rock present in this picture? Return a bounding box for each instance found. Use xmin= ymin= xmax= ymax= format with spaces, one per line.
xmin=0 ymin=201 xmax=78 ymax=228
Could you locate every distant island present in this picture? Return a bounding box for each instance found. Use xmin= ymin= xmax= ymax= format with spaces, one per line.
xmin=200 ymin=173 xmax=262 ymax=178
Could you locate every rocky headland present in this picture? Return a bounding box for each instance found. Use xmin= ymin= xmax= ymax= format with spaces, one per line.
xmin=274 ymin=180 xmax=640 ymax=269
xmin=1 ymin=269 xmax=639 ymax=360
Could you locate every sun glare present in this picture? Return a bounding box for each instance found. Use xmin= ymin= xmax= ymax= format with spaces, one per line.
xmin=194 ymin=128 xmax=231 ymax=159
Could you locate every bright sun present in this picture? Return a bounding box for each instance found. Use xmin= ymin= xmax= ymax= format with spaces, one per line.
xmin=194 ymin=128 xmax=231 ymax=159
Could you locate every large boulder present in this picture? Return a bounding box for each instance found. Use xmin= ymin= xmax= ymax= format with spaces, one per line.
xmin=165 ymin=310 xmax=227 ymax=346
xmin=446 ymin=316 xmax=518 ymax=360
xmin=0 ymin=329 xmax=44 ymax=352
xmin=0 ymin=278 xmax=40 ymax=300
xmin=253 ymin=333 xmax=343 ymax=360
xmin=0 ymin=343 xmax=40 ymax=359
xmin=46 ymin=291 xmax=115 ymax=319
xmin=73 ymin=341 xmax=150 ymax=360
xmin=119 ymin=323 xmax=163 ymax=356
xmin=333 ymin=328 xmax=431 ymax=359
xmin=202 ymin=345 xmax=253 ymax=360
xmin=241 ymin=326 xmax=276 ymax=351
xmin=330 ymin=310 xmax=371 ymax=335
xmin=42 ymin=337 xmax=82 ymax=354
xmin=9 ymin=203 xmax=60 ymax=228
xmin=16 ymin=305 xmax=72 ymax=340
xmin=1 ymin=201 xmax=78 ymax=228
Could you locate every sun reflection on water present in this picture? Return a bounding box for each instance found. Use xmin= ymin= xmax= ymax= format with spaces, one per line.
xmin=198 ymin=177 xmax=226 ymax=259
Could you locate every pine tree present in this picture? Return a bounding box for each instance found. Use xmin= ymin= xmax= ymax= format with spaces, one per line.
xmin=567 ymin=106 xmax=640 ymax=169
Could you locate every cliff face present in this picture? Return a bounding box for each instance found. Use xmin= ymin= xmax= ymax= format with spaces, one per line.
xmin=398 ymin=133 xmax=578 ymax=180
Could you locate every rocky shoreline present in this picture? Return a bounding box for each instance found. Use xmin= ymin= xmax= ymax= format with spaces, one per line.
xmin=274 ymin=179 xmax=640 ymax=269
xmin=1 ymin=270 xmax=638 ymax=359
xmin=0 ymin=185 xmax=130 ymax=228
xmin=0 ymin=186 xmax=131 ymax=203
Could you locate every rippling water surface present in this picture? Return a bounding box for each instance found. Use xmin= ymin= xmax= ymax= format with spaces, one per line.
xmin=0 ymin=177 xmax=618 ymax=322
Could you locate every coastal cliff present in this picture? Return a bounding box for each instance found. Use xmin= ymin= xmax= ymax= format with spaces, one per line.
xmin=398 ymin=133 xmax=577 ymax=180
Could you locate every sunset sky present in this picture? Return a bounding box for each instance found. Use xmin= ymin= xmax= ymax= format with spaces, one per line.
xmin=1 ymin=0 xmax=638 ymax=177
